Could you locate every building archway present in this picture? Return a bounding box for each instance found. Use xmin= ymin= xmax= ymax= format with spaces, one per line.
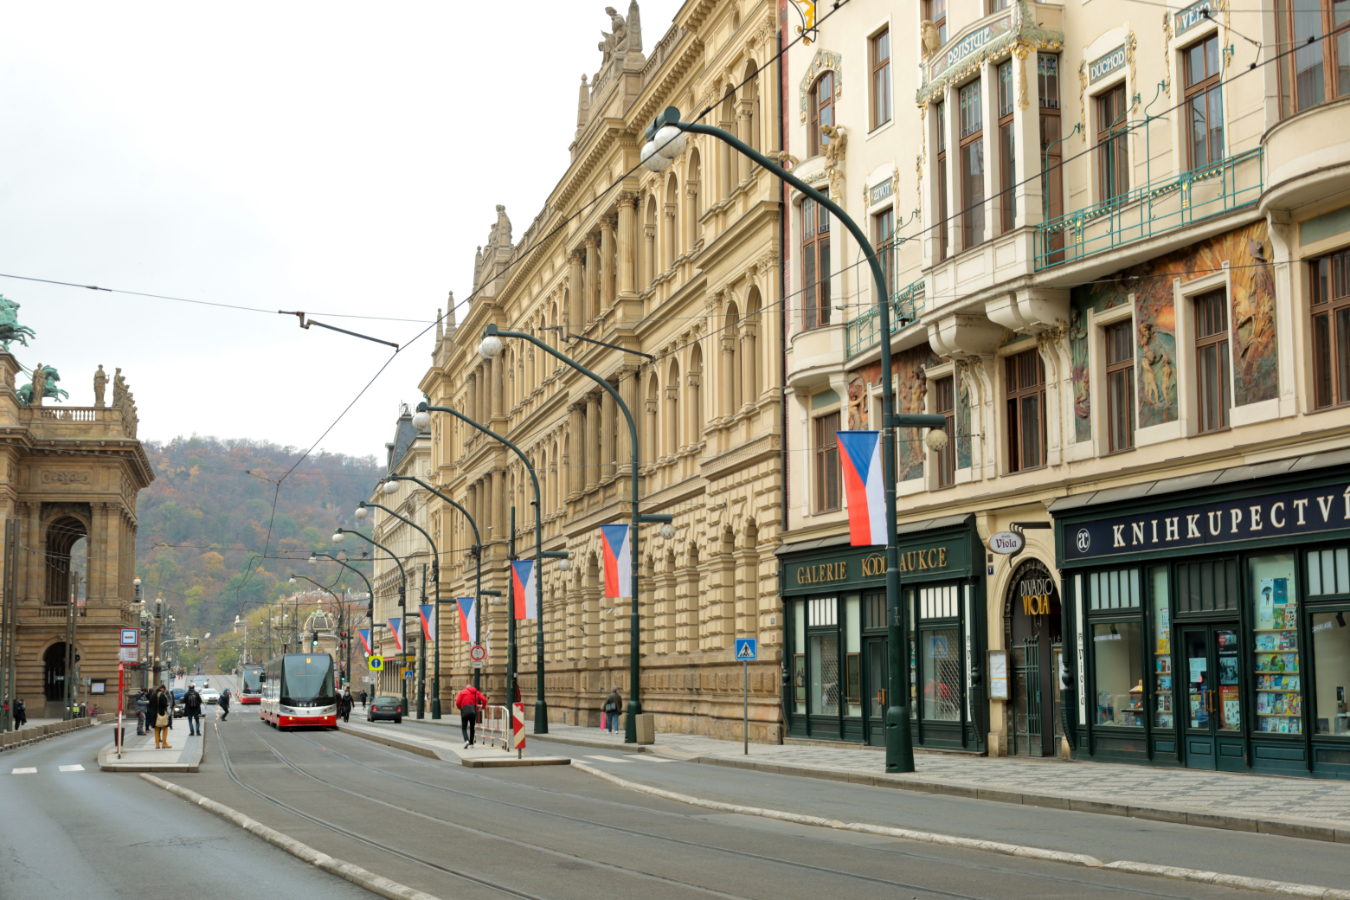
xmin=43 ymin=641 xmax=77 ymax=702
xmin=44 ymin=513 xmax=89 ymax=607
xmin=1002 ymin=558 xmax=1062 ymax=757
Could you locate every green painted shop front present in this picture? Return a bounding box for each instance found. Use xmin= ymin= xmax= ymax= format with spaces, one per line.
xmin=778 ymin=516 xmax=986 ymax=752
xmin=1053 ymin=458 xmax=1350 ymax=779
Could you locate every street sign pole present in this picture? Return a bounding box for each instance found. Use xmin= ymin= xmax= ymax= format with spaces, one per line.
xmin=734 ymin=638 xmax=757 ymax=756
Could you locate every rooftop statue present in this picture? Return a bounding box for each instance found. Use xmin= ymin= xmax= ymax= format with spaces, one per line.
xmin=0 ymin=296 xmax=36 ymax=349
xmin=17 ymin=364 xmax=67 ymax=406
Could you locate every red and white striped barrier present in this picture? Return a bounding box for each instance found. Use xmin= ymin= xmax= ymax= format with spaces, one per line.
xmin=511 ymin=702 xmax=526 ymax=757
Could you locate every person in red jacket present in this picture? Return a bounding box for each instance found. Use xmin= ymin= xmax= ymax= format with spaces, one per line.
xmin=456 ymin=683 xmax=487 ymax=748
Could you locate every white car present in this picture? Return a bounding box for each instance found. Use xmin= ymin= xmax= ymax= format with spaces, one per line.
xmin=200 ymin=688 xmax=221 ymax=705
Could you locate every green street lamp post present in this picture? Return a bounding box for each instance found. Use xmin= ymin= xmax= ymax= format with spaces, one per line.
xmin=357 ymin=497 xmax=439 ymax=720
xmin=334 ymin=528 xmax=409 ymax=708
xmin=384 ymin=474 xmax=486 ymax=702
xmin=637 ymin=107 xmax=946 ymax=771
xmin=412 ymin=403 xmax=569 ymax=734
xmin=476 ymin=327 xmax=673 ymax=744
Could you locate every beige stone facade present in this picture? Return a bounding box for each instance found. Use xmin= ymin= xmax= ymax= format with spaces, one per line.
xmin=0 ymin=353 xmax=152 ymax=718
xmin=418 ymin=0 xmax=786 ymax=740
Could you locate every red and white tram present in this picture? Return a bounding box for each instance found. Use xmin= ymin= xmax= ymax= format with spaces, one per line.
xmin=239 ymin=665 xmax=264 ymax=705
xmin=260 ymin=653 xmax=337 ymax=729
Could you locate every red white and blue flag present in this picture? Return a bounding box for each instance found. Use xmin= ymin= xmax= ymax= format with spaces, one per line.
xmin=837 ymin=430 xmax=887 ymax=547
xmin=418 ymin=604 xmax=435 ymax=642
xmin=599 ymin=523 xmax=632 ymax=599
xmin=357 ymin=628 xmax=372 ymax=655
xmin=387 ymin=616 xmax=404 ymax=652
xmin=511 ymin=560 xmax=537 ymax=620
xmin=457 ymin=596 xmax=476 ymax=642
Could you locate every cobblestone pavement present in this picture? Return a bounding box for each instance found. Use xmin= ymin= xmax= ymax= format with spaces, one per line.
xmin=540 ymin=722 xmax=1350 ymax=826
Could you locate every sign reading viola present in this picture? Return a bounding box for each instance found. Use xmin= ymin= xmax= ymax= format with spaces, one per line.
xmin=1066 ymin=483 xmax=1350 ymax=561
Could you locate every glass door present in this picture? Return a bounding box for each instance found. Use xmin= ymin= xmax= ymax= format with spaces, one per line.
xmin=864 ymin=636 xmax=888 ymax=746
xmin=1183 ymin=624 xmax=1246 ymax=771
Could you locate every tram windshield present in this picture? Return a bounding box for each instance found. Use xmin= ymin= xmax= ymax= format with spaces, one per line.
xmin=282 ymin=655 xmax=335 ymax=705
xmin=241 ymin=667 xmax=263 ymax=694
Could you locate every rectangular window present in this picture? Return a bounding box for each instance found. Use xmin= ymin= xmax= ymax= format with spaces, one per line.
xmin=1311 ymin=248 xmax=1350 ymax=409
xmin=1274 ymin=0 xmax=1350 ymax=117
xmin=1195 ymin=288 xmax=1231 ymax=432
xmin=936 ymin=101 xmax=949 ymax=262
xmin=998 ymin=61 xmax=1016 ymax=234
xmin=870 ymin=29 xmax=892 ymax=129
xmin=1311 ymin=610 xmax=1350 ymax=735
xmin=1039 ymin=54 xmax=1064 ymax=262
xmin=989 ymin=0 xmax=1010 ymax=10
xmin=924 ymin=0 xmax=948 ymax=45
xmin=814 ymin=411 xmax=841 ymax=512
xmin=802 ymin=199 xmax=832 ymax=330
xmin=934 ymin=376 xmax=956 ymax=487
xmin=1006 ymin=349 xmax=1046 ymax=472
xmin=922 ymin=626 xmax=962 ymax=721
xmin=1093 ymin=621 xmax=1144 ymax=727
xmin=1177 ymin=558 xmax=1239 ymax=613
xmin=1096 ymin=83 xmax=1130 ymax=202
xmin=809 ymin=72 xmax=835 ymax=157
xmin=1307 ymin=546 xmax=1350 ymax=595
xmin=1105 ymin=320 xmax=1135 ymax=451
xmin=1089 ymin=567 xmax=1141 ymax=610
xmin=1250 ymin=553 xmax=1302 ymax=735
xmin=959 ymin=80 xmax=986 ymax=248
xmin=874 ymin=207 xmax=896 ymax=300
xmin=1184 ymin=35 xmax=1224 ymax=169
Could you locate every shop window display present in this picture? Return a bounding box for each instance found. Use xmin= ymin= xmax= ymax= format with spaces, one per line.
xmin=1250 ymin=553 xmax=1301 ymax=734
xmin=845 ymin=595 xmax=862 ymax=717
xmin=1094 ymin=621 xmax=1143 ymax=726
xmin=810 ymin=633 xmax=840 ymax=716
xmin=1151 ymin=566 xmax=1174 ymax=729
xmin=1312 ymin=611 xmax=1350 ymax=735
xmin=922 ymin=627 xmax=962 ymax=721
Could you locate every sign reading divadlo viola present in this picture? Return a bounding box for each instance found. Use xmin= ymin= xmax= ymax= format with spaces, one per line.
xmin=988 ymin=531 xmax=1024 ymax=555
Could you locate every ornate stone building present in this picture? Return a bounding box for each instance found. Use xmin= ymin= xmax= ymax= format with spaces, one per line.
xmin=419 ymin=0 xmax=786 ymax=739
xmin=0 ymin=351 xmax=152 ymax=718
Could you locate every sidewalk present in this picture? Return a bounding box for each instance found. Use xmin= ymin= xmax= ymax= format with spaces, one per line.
xmin=528 ymin=722 xmax=1350 ymax=842
xmin=336 ymin=719 xmax=569 ymax=768
xmin=99 ymin=728 xmax=204 ymax=773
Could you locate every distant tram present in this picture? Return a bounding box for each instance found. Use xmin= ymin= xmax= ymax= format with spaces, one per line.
xmin=239 ymin=665 xmax=264 ymax=705
xmin=260 ymin=653 xmax=337 ymax=729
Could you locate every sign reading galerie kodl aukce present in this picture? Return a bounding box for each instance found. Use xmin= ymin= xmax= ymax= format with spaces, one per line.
xmin=1065 ymin=482 xmax=1350 ymax=561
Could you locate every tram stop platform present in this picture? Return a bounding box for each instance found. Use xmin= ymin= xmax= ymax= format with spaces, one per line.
xmin=98 ymin=726 xmax=204 ymax=773
xmin=336 ymin=719 xmax=569 ymax=768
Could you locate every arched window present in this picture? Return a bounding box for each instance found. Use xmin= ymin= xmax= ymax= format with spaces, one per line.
xmin=687 ymin=148 xmax=702 ymax=248
xmin=665 ymin=172 xmax=679 ymax=269
xmin=666 ymin=360 xmax=681 ymax=455
xmin=809 ymin=71 xmax=835 ymax=157
xmin=724 ymin=302 xmax=742 ymax=414
xmin=688 ymin=344 xmax=703 ymax=439
xmin=742 ymin=61 xmax=760 ymax=154
xmin=720 ymin=88 xmax=737 ymax=197
xmin=646 ymin=373 xmax=660 ymax=463
xmin=644 ymin=196 xmax=659 ymax=289
xmin=743 ymin=287 xmax=761 ymax=403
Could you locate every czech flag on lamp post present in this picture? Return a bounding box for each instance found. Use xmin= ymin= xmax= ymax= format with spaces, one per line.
xmin=457 ymin=597 xmax=476 ymax=641
xmin=357 ymin=628 xmax=372 ymax=655
xmin=837 ymin=430 xmax=887 ymax=547
xmin=387 ymin=617 xmax=404 ymax=652
xmin=418 ymin=604 xmax=435 ymax=642
xmin=599 ymin=523 xmax=632 ymax=599
xmin=511 ymin=560 xmax=537 ymax=620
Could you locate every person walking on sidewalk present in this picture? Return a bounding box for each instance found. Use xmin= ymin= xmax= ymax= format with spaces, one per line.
xmin=339 ymin=689 xmax=352 ymax=724
xmin=13 ymin=697 xmax=26 ymax=730
xmin=153 ymin=686 xmax=172 ymax=749
xmin=133 ymin=689 xmax=148 ymax=736
xmin=218 ymin=688 xmax=231 ymax=721
xmin=183 ymin=684 xmax=203 ymax=737
xmin=604 ymin=687 xmax=622 ymax=733
xmin=456 ymin=683 xmax=487 ymax=748
xmin=359 ymin=689 xmax=367 ymax=709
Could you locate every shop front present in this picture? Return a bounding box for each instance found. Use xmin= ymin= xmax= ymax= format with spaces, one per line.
xmin=778 ymin=515 xmax=986 ymax=752
xmin=1053 ymin=458 xmax=1350 ymax=779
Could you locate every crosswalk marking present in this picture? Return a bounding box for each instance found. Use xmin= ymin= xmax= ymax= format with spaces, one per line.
xmin=59 ymin=765 xmax=84 ymax=772
xmin=634 ymin=756 xmax=673 ymax=763
xmin=584 ymin=754 xmax=631 ymax=763
xmin=11 ymin=768 xmax=36 ymax=774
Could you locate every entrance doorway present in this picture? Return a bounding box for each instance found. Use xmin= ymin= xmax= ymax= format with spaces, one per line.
xmin=1006 ymin=559 xmax=1062 ymax=757
xmin=1181 ymin=624 xmax=1247 ymax=771
xmin=863 ymin=636 xmax=888 ymax=746
xmin=44 ymin=642 xmax=68 ymax=702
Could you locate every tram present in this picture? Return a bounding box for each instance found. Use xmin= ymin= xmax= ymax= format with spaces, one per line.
xmin=260 ymin=653 xmax=337 ymax=729
xmin=239 ymin=665 xmax=264 ymax=705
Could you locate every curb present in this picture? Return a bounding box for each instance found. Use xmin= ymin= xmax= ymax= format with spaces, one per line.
xmin=338 ymin=724 xmax=571 ymax=768
xmin=691 ymin=754 xmax=1350 ymax=844
xmin=570 ymin=761 xmax=1350 ymax=899
xmin=139 ymin=773 xmax=442 ymax=900
xmin=336 ymin=725 xmax=445 ymax=761
xmin=0 ymin=714 xmax=116 ymax=752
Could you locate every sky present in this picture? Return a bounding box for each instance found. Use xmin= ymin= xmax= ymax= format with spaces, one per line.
xmin=0 ymin=0 xmax=682 ymax=459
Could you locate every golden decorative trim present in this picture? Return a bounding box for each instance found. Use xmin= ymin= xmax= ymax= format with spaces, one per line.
xmin=1013 ymin=41 xmax=1031 ymax=110
xmin=1161 ymin=12 xmax=1173 ymax=96
xmin=1125 ymin=30 xmax=1139 ymax=111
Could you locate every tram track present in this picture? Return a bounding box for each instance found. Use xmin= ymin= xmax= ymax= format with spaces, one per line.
xmin=222 ymin=716 xmax=1219 ymax=900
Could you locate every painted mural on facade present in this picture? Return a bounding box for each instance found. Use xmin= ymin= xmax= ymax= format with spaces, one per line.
xmin=1069 ymin=221 xmax=1277 ymax=441
xmin=849 ymin=344 xmax=941 ymax=480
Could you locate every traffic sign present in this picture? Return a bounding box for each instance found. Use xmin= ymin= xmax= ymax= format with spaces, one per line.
xmin=120 ymin=628 xmax=138 ymax=647
xmin=734 ymin=638 xmax=758 ymax=661
xmin=469 ymin=644 xmax=487 ymax=662
xmin=471 ymin=661 xmax=483 ymax=669
xmin=119 ymin=647 xmax=138 ymax=663
xmin=404 ymin=669 xmax=414 ymax=680
xmin=368 ymin=657 xmax=384 ymax=672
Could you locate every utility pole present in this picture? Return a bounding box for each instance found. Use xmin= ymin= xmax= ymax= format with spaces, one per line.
xmin=1 ymin=520 xmax=18 ymax=731
xmin=63 ymin=571 xmax=80 ymax=720
xmin=152 ymin=598 xmax=164 ymax=689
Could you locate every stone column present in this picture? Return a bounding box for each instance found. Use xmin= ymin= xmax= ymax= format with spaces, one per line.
xmin=686 ymin=370 xmax=701 ymax=447
xmin=720 ymin=335 xmax=737 ymax=418
xmin=736 ymin=107 xmax=753 ymax=183
xmin=584 ymin=234 xmax=600 ymax=322
xmin=567 ymin=403 xmax=584 ymax=498
xmin=568 ymin=250 xmax=585 ymax=334
xmin=739 ymin=321 xmax=757 ymax=410
xmin=600 ymin=387 xmax=616 ymax=481
xmin=663 ymin=204 xmax=677 ymax=270
xmin=617 ymin=365 xmax=638 ymax=477
xmin=585 ymin=393 xmax=600 ymax=492
xmin=616 ymin=193 xmax=637 ymax=296
xmin=490 ymin=355 xmax=503 ymax=422
xmin=600 ymin=214 xmax=617 ymax=312
xmin=665 ymin=384 xmax=680 ymax=456
xmin=493 ymin=468 xmax=507 ymax=550
xmin=643 ymin=224 xmax=656 ymax=290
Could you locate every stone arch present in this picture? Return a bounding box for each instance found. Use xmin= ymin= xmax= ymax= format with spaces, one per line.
xmin=645 ymin=371 xmax=661 ymax=466
xmin=43 ymin=508 xmax=90 ymax=607
xmin=724 ymin=300 xmax=742 ymax=415
xmin=719 ymin=86 xmax=738 ymax=197
xmin=644 ymin=194 xmax=659 ymax=289
xmin=665 ymin=358 xmax=681 ymax=455
xmin=687 ymin=342 xmax=704 ymax=437
xmin=742 ymin=59 xmax=761 ymax=154
xmin=686 ymin=147 xmax=702 ymax=248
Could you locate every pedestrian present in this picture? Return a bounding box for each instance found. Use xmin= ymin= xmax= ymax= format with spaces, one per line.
xmin=133 ymin=689 xmax=148 ymax=736
xmin=455 ymin=682 xmax=487 ymax=749
xmin=153 ymin=686 xmax=171 ymax=749
xmin=359 ymin=689 xmax=367 ymax=709
xmin=604 ymin=687 xmax=622 ymax=733
xmin=183 ymin=683 xmax=203 ymax=737
xmin=13 ymin=697 xmax=26 ymax=729
xmin=340 ymin=688 xmax=352 ymax=724
xmin=219 ymin=688 xmax=230 ymax=721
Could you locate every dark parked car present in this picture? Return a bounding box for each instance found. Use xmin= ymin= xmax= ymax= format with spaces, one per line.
xmin=171 ymin=689 xmax=187 ymax=717
xmin=367 ymin=695 xmax=403 ymax=724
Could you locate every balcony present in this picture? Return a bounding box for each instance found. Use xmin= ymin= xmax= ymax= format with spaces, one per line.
xmin=845 ymin=278 xmax=926 ymax=358
xmin=1033 ymin=147 xmax=1263 ymax=271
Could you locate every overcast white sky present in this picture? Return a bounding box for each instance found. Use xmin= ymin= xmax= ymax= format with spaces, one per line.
xmin=0 ymin=0 xmax=682 ymax=459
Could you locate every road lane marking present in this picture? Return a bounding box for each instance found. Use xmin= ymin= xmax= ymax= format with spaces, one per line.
xmin=59 ymin=765 xmax=85 ymax=772
xmin=584 ymin=754 xmax=631 ymax=763
xmin=11 ymin=768 xmax=36 ymax=774
xmin=633 ymin=756 xmax=673 ymax=763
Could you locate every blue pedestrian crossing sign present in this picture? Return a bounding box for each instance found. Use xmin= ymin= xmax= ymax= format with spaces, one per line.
xmin=734 ymin=638 xmax=758 ymax=661
xmin=368 ymin=657 xmax=384 ymax=672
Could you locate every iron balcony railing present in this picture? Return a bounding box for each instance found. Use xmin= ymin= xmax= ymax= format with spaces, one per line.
xmin=845 ymin=277 xmax=926 ymax=358
xmin=1033 ymin=147 xmax=1263 ymax=271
